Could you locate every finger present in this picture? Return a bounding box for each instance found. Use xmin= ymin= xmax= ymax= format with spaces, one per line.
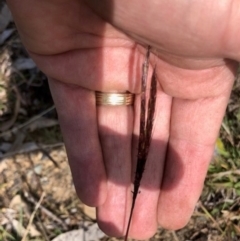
xmin=48 ymin=78 xmax=107 ymax=206
xmin=129 ymin=86 xmax=172 ymax=239
xmin=96 ymin=105 xmax=133 ymax=237
xmin=157 ymin=88 xmax=233 ymax=229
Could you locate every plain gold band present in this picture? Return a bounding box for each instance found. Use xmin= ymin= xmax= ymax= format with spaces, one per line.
xmin=95 ymin=92 xmax=134 ymax=106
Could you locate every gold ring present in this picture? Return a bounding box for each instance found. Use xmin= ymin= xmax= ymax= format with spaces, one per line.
xmin=95 ymin=91 xmax=134 ymax=106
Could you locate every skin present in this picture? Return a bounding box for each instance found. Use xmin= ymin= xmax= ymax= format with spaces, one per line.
xmin=6 ymin=0 xmax=240 ymax=239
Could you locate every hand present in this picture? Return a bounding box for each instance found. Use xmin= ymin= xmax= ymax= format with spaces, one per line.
xmin=6 ymin=0 xmax=240 ymax=239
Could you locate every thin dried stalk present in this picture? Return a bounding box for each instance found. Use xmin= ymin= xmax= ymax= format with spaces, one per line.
xmin=124 ymin=46 xmax=157 ymax=241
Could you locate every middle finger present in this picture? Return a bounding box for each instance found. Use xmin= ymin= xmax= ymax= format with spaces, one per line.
xmin=96 ymin=104 xmax=133 ymax=237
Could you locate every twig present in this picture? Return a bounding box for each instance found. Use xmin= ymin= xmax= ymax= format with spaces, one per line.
xmin=171 ymin=231 xmax=180 ymax=241
xmin=21 ymin=192 xmax=45 ymax=241
xmin=0 ymin=142 xmax=64 ymax=160
xmin=23 ymin=191 xmax=68 ymax=230
xmin=0 ymin=105 xmax=55 ymax=137
xmin=199 ymin=202 xmax=224 ymax=234
xmin=208 ymin=169 xmax=240 ymax=178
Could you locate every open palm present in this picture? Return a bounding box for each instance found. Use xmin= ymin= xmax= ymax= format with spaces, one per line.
xmin=7 ymin=0 xmax=240 ymax=239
